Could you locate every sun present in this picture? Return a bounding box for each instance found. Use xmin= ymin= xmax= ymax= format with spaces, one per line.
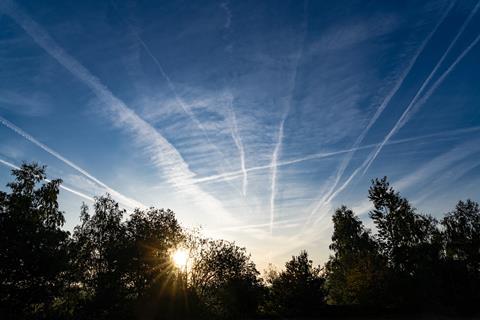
xmin=172 ymin=249 xmax=188 ymax=269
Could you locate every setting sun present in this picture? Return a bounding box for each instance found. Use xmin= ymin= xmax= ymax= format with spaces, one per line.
xmin=172 ymin=249 xmax=188 ymax=269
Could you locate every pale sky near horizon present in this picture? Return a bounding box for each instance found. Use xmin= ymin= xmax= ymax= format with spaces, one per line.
xmin=1 ymin=0 xmax=480 ymax=270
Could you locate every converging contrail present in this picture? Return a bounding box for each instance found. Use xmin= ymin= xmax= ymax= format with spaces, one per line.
xmin=0 ymin=0 xmax=236 ymax=223
xmin=227 ymin=94 xmax=248 ymax=196
xmin=0 ymin=158 xmax=95 ymax=202
xmin=185 ymin=125 xmax=480 ymax=186
xmin=362 ymin=1 xmax=480 ymax=175
xmin=110 ymin=1 xmax=236 ymax=180
xmin=312 ymin=30 xmax=480 ymax=227
xmin=305 ymin=0 xmax=456 ymax=226
xmin=0 ymin=116 xmax=145 ymax=209
xmin=269 ymin=113 xmax=287 ymax=235
xmin=269 ymin=0 xmax=309 ymax=235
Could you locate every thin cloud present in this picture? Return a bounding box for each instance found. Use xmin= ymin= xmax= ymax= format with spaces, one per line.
xmin=0 ymin=158 xmax=94 ymax=202
xmin=220 ymin=1 xmax=232 ymax=29
xmin=0 ymin=0 xmax=235 ymax=223
xmin=188 ymin=125 xmax=480 ymax=186
xmin=226 ymin=93 xmax=248 ymax=196
xmin=0 ymin=115 xmax=144 ymax=209
xmin=305 ymin=0 xmax=455 ymax=226
xmin=314 ymin=56 xmax=480 ymax=224
xmin=269 ymin=0 xmax=309 ymax=234
xmin=362 ymin=0 xmax=480 ymax=175
xmin=110 ymin=1 xmax=234 ymax=175
xmin=269 ymin=113 xmax=287 ymax=234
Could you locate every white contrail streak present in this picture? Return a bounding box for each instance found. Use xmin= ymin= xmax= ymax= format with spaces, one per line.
xmin=0 ymin=158 xmax=95 ymax=202
xmin=269 ymin=113 xmax=287 ymax=235
xmin=215 ymin=216 xmax=304 ymax=232
xmin=227 ymin=95 xmax=248 ymax=196
xmin=269 ymin=0 xmax=309 ymax=234
xmin=305 ymin=0 xmax=456 ymax=225
xmin=0 ymin=0 xmax=235 ymax=222
xmin=311 ymin=32 xmax=480 ymax=227
xmin=362 ymin=1 xmax=480 ymax=175
xmin=186 ymin=125 xmax=480 ymax=186
xmin=0 ymin=115 xmax=145 ymax=209
xmin=110 ymin=2 xmax=235 ymax=174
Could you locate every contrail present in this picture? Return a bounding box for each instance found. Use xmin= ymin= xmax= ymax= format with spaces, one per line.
xmin=0 ymin=0 xmax=236 ymax=223
xmin=0 ymin=158 xmax=94 ymax=202
xmin=215 ymin=216 xmax=304 ymax=232
xmin=187 ymin=125 xmax=480 ymax=186
xmin=311 ymin=31 xmax=480 ymax=227
xmin=0 ymin=115 xmax=144 ymax=209
xmin=269 ymin=113 xmax=287 ymax=235
xmin=269 ymin=0 xmax=309 ymax=234
xmin=306 ymin=1 xmax=479 ymax=225
xmin=362 ymin=1 xmax=480 ymax=175
xmin=110 ymin=1 xmax=235 ymax=176
xmin=304 ymin=0 xmax=456 ymax=225
xmin=226 ymin=94 xmax=248 ymax=196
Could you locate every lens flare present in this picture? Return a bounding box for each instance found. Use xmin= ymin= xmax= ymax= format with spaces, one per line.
xmin=172 ymin=249 xmax=188 ymax=269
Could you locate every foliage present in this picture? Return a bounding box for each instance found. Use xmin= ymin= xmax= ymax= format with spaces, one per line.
xmin=440 ymin=199 xmax=480 ymax=311
xmin=1 ymin=164 xmax=480 ymax=318
xmin=267 ymin=250 xmax=326 ymax=316
xmin=325 ymin=206 xmax=387 ymax=305
xmin=0 ymin=163 xmax=69 ymax=319
xmin=188 ymin=236 xmax=263 ymax=319
xmin=442 ymin=199 xmax=480 ymax=270
xmin=368 ymin=177 xmax=441 ymax=274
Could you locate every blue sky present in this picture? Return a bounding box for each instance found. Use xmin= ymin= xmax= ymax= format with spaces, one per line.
xmin=1 ymin=0 xmax=480 ymax=269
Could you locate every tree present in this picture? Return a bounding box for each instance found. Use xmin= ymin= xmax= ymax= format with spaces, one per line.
xmin=72 ymin=197 xmax=188 ymax=319
xmin=268 ymin=250 xmax=325 ymax=316
xmin=442 ymin=199 xmax=480 ymax=270
xmin=368 ymin=177 xmax=442 ymax=306
xmin=325 ymin=206 xmax=386 ymax=305
xmin=189 ymin=237 xmax=262 ymax=319
xmin=0 ymin=163 xmax=69 ymax=319
xmin=440 ymin=199 xmax=480 ymax=311
xmin=71 ymin=196 xmax=131 ymax=318
xmin=124 ymin=207 xmax=186 ymax=319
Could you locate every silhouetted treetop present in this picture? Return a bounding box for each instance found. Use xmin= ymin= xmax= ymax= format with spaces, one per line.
xmin=442 ymin=199 xmax=480 ymax=270
xmin=1 ymin=165 xmax=479 ymax=319
xmin=0 ymin=163 xmax=69 ymax=319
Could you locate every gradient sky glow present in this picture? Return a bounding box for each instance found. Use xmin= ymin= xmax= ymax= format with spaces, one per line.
xmin=1 ymin=0 xmax=480 ymax=269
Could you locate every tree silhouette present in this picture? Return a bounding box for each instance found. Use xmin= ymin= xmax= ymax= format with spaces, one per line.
xmin=0 ymin=163 xmax=69 ymax=318
xmin=442 ymin=199 xmax=480 ymax=270
xmin=268 ymin=250 xmax=325 ymax=316
xmin=325 ymin=206 xmax=387 ymax=305
xmin=1 ymin=164 xmax=479 ymax=318
xmin=368 ymin=177 xmax=443 ymax=307
xmin=71 ymin=196 xmax=131 ymax=318
xmin=188 ymin=237 xmax=262 ymax=319
xmin=124 ymin=207 xmax=186 ymax=318
xmin=440 ymin=199 xmax=480 ymax=311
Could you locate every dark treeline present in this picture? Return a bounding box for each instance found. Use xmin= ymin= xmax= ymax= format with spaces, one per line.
xmin=0 ymin=163 xmax=479 ymax=319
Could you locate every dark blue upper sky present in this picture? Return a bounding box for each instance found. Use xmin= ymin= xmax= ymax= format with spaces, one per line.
xmin=1 ymin=0 xmax=479 ymax=267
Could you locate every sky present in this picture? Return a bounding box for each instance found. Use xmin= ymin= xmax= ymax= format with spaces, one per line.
xmin=0 ymin=0 xmax=480 ymax=270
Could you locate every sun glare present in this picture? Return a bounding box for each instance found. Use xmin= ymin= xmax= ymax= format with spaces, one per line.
xmin=172 ymin=249 xmax=188 ymax=269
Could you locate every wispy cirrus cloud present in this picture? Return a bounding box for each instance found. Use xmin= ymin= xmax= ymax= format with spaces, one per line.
xmin=0 ymin=157 xmax=94 ymax=202
xmin=304 ymin=1 xmax=480 ymax=229
xmin=0 ymin=115 xmax=144 ymax=209
xmin=0 ymin=90 xmax=51 ymax=116
xmin=225 ymin=93 xmax=248 ymax=196
xmin=0 ymin=0 xmax=236 ymax=224
xmin=269 ymin=0 xmax=309 ymax=234
xmin=190 ymin=125 xmax=480 ymax=187
xmin=362 ymin=0 xmax=480 ymax=175
xmin=110 ymin=1 xmax=236 ymax=179
xmin=304 ymin=0 xmax=455 ymax=226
